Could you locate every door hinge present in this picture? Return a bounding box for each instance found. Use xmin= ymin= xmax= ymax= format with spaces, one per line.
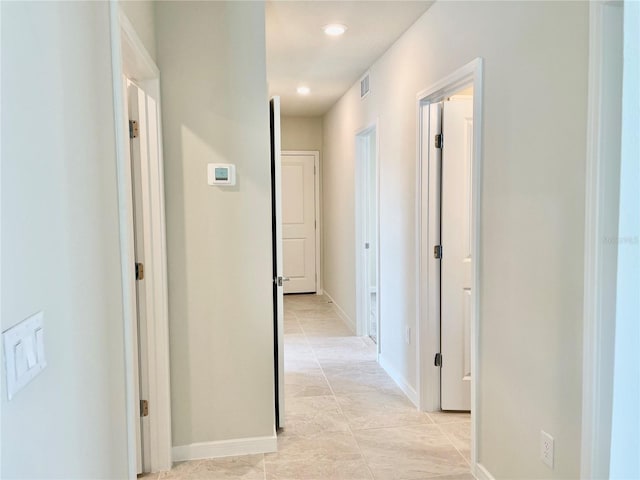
xmin=433 ymin=245 xmax=442 ymax=259
xmin=434 ymin=353 xmax=443 ymax=367
xmin=140 ymin=399 xmax=149 ymax=417
xmin=135 ymin=262 xmax=144 ymax=280
xmin=315 ymin=220 xmax=317 ymax=229
xmin=434 ymin=133 xmax=443 ymax=149
xmin=129 ymin=120 xmax=139 ymax=139
xmin=365 ymin=242 xmax=370 ymax=250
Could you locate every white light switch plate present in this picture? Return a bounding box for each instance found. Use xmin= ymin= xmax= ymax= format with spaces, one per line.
xmin=3 ymin=311 xmax=47 ymax=400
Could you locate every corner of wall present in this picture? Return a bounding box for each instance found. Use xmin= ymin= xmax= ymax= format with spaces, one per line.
xmin=323 ymin=291 xmax=356 ymax=334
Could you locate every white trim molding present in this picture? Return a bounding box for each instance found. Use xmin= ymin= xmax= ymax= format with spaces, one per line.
xmin=109 ymin=5 xmax=139 ymax=477
xmin=474 ymin=463 xmax=497 ymax=480
xmin=378 ymin=354 xmax=419 ymax=407
xmin=110 ymin=4 xmax=173 ymax=476
xmin=415 ymin=58 xmax=484 ymax=472
xmin=172 ymin=434 xmax=278 ymax=462
xmin=581 ymin=2 xmax=624 ymax=478
xmin=324 ymin=290 xmax=356 ymax=334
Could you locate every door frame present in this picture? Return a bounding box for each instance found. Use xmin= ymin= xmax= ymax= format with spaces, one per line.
xmin=580 ymin=1 xmax=625 ymax=477
xmin=271 ymin=97 xmax=285 ymax=429
xmin=110 ymin=5 xmax=172 ymax=476
xmin=355 ymin=122 xmax=381 ymax=348
xmin=281 ymin=150 xmax=322 ymax=295
xmin=416 ymin=58 xmax=483 ymax=472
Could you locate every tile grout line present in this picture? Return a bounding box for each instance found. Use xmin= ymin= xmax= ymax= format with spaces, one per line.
xmin=306 ymin=309 xmax=377 ymax=479
xmin=297 ymin=297 xmax=455 ymax=479
xmin=433 ymin=421 xmax=472 ymax=468
xmin=295 ymin=298 xmax=376 ymax=480
xmin=428 ymin=409 xmax=472 ymax=468
xmin=284 ymin=296 xmax=472 ymax=479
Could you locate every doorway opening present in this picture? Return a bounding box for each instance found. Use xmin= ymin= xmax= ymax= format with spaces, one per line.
xmin=281 ymin=151 xmax=321 ymax=295
xmin=355 ymin=125 xmax=380 ymax=346
xmin=417 ymin=58 xmax=483 ymax=471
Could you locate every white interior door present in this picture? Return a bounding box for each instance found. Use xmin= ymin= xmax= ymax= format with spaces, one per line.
xmin=281 ymin=153 xmax=317 ymax=294
xmin=364 ymin=132 xmax=378 ymax=344
xmin=270 ymin=97 xmax=285 ymax=428
xmin=127 ymin=81 xmax=150 ymax=472
xmin=441 ymin=96 xmax=473 ymax=411
xmin=356 ymin=128 xmax=379 ymax=341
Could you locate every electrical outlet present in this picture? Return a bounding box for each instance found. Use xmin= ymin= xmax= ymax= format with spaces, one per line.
xmin=540 ymin=430 xmax=554 ymax=468
xmin=405 ymin=326 xmax=411 ymax=344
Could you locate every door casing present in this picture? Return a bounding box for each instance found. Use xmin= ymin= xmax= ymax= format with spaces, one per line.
xmin=581 ymin=2 xmax=625 ymax=477
xmin=416 ymin=58 xmax=484 ymax=475
xmin=110 ymin=5 xmax=172 ymax=476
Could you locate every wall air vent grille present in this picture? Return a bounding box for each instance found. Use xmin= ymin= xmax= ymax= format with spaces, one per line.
xmin=360 ymin=72 xmax=370 ymax=99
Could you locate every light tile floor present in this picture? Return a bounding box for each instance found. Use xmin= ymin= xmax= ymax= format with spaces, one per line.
xmin=143 ymin=294 xmax=472 ymax=480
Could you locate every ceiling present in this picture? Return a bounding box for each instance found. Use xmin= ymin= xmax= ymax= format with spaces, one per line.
xmin=266 ymin=1 xmax=433 ymax=117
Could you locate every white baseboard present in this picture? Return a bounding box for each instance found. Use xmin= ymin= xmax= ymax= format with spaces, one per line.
xmin=323 ymin=291 xmax=356 ymax=334
xmin=172 ymin=433 xmax=277 ymax=462
xmin=474 ymin=463 xmax=496 ymax=480
xmin=378 ymin=354 xmax=419 ymax=407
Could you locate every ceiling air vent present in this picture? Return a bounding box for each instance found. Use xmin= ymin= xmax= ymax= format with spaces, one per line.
xmin=360 ymin=72 xmax=370 ymax=99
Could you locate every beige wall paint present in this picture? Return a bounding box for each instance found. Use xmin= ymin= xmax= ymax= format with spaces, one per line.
xmin=280 ymin=116 xmax=323 ymax=152
xmin=322 ymin=2 xmax=588 ymax=478
xmin=280 ymin=116 xmax=324 ymax=292
xmin=120 ymin=0 xmax=157 ymax=61
xmin=322 ymin=106 xmax=358 ymax=322
xmin=1 ymin=2 xmax=129 ymax=478
xmin=156 ymin=1 xmax=275 ymax=447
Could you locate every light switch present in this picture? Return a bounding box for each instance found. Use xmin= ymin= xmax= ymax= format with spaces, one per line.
xmin=35 ymin=328 xmax=45 ymax=363
xmin=15 ymin=341 xmax=27 ymax=377
xmin=25 ymin=336 xmax=36 ymax=369
xmin=3 ymin=311 xmax=47 ymax=400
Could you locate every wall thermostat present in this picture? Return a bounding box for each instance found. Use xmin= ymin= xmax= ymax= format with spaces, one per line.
xmin=207 ymin=163 xmax=236 ymax=186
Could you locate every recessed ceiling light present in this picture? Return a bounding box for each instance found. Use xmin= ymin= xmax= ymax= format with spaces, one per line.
xmin=297 ymin=86 xmax=310 ymax=95
xmin=323 ymin=24 xmax=347 ymax=36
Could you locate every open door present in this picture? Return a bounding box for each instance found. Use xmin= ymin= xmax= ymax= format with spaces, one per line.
xmin=440 ymin=95 xmax=473 ymax=411
xmin=364 ymin=130 xmax=379 ymax=344
xmin=270 ymin=96 xmax=285 ymax=429
xmin=356 ymin=126 xmax=380 ymax=342
xmin=128 ymin=81 xmax=149 ymax=473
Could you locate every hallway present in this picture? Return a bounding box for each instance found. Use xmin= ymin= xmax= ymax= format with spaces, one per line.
xmin=149 ymin=294 xmax=472 ymax=479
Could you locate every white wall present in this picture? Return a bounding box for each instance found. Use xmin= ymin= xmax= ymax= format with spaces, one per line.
xmin=155 ymin=1 xmax=275 ymax=449
xmin=119 ymin=0 xmax=157 ymax=61
xmin=322 ymin=2 xmax=588 ymax=478
xmin=1 ymin=2 xmax=129 ymax=478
